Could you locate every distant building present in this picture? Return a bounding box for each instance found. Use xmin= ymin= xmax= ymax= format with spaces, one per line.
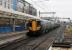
xmin=0 ymin=0 xmax=12 ymax=9
xmin=0 ymin=0 xmax=37 ymax=16
xmin=0 ymin=0 xmax=18 ymax=10
xmin=12 ymin=0 xmax=17 ymax=11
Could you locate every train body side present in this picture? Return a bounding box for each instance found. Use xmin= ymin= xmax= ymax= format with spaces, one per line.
xmin=27 ymin=20 xmax=60 ymax=37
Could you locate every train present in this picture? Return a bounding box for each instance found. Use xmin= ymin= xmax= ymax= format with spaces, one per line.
xmin=27 ymin=19 xmax=60 ymax=37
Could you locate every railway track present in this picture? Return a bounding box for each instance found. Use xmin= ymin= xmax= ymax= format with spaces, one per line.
xmin=0 ymin=26 xmax=64 ymax=50
xmin=16 ymin=27 xmax=62 ymax=50
xmin=0 ymin=36 xmax=36 ymax=50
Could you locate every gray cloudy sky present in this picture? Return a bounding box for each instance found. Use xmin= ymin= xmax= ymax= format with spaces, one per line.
xmin=26 ymin=0 xmax=72 ymax=20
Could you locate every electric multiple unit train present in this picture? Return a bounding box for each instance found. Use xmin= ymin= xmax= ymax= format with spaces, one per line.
xmin=27 ymin=19 xmax=60 ymax=37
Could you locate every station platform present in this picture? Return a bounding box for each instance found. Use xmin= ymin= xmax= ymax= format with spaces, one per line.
xmin=0 ymin=30 xmax=28 ymax=48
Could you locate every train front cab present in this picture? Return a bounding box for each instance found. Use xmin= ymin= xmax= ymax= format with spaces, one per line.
xmin=27 ymin=20 xmax=41 ymax=36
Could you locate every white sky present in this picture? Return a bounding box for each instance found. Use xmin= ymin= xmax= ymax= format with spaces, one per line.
xmin=25 ymin=0 xmax=72 ymax=20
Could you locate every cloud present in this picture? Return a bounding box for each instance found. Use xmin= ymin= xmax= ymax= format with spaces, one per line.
xmin=25 ymin=0 xmax=72 ymax=19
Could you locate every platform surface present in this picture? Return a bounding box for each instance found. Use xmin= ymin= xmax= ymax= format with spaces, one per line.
xmin=0 ymin=30 xmax=28 ymax=47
